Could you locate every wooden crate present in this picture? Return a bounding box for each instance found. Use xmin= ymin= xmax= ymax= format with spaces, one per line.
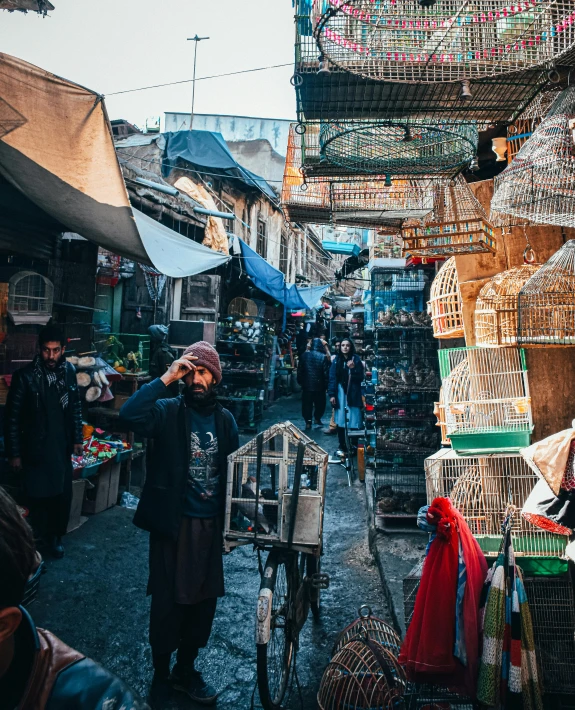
xmin=67 ymin=479 xmax=88 ymax=532
xmin=82 ymin=460 xmax=121 ymax=515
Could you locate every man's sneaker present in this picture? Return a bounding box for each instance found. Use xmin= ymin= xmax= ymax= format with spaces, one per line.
xmin=148 ymin=673 xmax=173 ymax=708
xmin=305 ymin=421 xmax=312 ymax=431
xmin=172 ymin=669 xmax=218 ymax=706
xmin=51 ymin=537 xmax=64 ymax=559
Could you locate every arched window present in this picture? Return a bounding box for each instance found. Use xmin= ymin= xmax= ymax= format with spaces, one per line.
xmin=8 ymin=271 xmax=54 ymax=325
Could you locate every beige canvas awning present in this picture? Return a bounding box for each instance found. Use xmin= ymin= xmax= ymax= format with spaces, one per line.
xmin=0 ymin=53 xmax=229 ymax=276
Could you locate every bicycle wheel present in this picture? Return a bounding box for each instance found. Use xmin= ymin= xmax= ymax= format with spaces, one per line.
xmin=256 ymin=550 xmax=296 ymax=710
xmin=306 ymin=554 xmax=321 ymax=621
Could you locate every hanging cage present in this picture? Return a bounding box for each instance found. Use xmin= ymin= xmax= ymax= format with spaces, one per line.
xmin=492 ymin=86 xmax=575 ymax=228
xmin=313 ymin=0 xmax=575 ymax=84
xmin=505 ymin=87 xmax=563 ymax=165
xmin=401 ymin=175 xmax=497 ymax=257
xmin=425 ymin=448 xmax=568 ymax=560
xmin=427 ymin=257 xmax=465 ymax=339
xmin=475 ymin=263 xmax=541 ymax=347
xmin=317 ymin=638 xmax=406 ymax=710
xmin=227 ymin=297 xmax=259 ymax=318
xmin=517 ymin=239 xmax=575 ymax=345
xmin=7 ymin=271 xmax=53 ymax=326
xmin=223 ymin=422 xmax=328 ymax=554
xmin=438 ymin=346 xmax=533 ymax=453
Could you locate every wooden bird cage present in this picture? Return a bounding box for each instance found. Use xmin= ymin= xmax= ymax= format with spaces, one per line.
xmin=227 ymin=297 xmax=258 ymax=318
xmin=492 ymin=86 xmax=575 ymax=228
xmin=314 ymin=0 xmax=575 ymax=84
xmin=517 ymin=239 xmax=575 ymax=345
xmin=475 ymin=263 xmax=541 ymax=347
xmin=438 ymin=346 xmax=533 ymax=453
xmin=425 ymin=448 xmax=568 ymax=561
xmin=402 ymin=175 xmax=496 ymax=257
xmin=317 ymin=638 xmax=406 ymax=710
xmin=428 ymin=257 xmax=464 ymax=339
xmin=434 ymin=387 xmax=451 ymax=446
xmin=223 ymin=422 xmax=328 ymax=554
xmin=332 ymin=608 xmax=402 ymax=658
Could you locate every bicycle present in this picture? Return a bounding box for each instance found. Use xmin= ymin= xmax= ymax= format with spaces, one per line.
xmin=223 ymin=422 xmax=330 ymax=710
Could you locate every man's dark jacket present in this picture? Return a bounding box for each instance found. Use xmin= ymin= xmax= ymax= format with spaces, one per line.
xmin=15 ymin=608 xmax=148 ymax=710
xmin=120 ymin=378 xmax=239 ymax=540
xmin=328 ymin=355 xmax=365 ymax=409
xmin=4 ymin=360 xmax=83 ymax=464
xmin=297 ymin=339 xmax=330 ymax=392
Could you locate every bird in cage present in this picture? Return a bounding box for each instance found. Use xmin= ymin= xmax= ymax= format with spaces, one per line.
xmin=238 ymin=477 xmax=273 ymax=534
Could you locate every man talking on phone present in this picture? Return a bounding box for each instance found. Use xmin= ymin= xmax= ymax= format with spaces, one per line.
xmin=120 ymin=341 xmax=239 ymax=705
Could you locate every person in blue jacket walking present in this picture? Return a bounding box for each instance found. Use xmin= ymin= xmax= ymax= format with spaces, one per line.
xmin=328 ymin=338 xmax=364 ymax=454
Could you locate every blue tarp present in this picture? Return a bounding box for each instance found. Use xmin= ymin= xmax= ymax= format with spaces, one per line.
xmin=239 ymin=239 xmax=330 ymax=310
xmin=161 ymin=130 xmax=277 ymax=202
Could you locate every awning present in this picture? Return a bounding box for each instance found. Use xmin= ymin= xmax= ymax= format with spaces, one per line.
xmin=0 ymin=53 xmax=228 ymax=276
xmin=321 ymin=240 xmax=361 ymax=257
xmin=239 ymin=239 xmax=330 ymax=310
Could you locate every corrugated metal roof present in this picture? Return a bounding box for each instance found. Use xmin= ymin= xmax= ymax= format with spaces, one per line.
xmin=114 ymin=134 xmax=159 ymax=148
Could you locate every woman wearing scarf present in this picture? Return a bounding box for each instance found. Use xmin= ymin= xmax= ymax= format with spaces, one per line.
xmin=328 ymin=338 xmax=364 ymax=454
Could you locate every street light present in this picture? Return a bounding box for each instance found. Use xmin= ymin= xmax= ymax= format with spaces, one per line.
xmin=187 ymin=35 xmax=210 ymax=131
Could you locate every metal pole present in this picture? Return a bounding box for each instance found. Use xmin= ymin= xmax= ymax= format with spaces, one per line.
xmin=187 ymin=35 xmax=210 ymax=131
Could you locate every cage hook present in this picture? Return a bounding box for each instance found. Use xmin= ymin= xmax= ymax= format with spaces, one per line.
xmin=290 ymin=72 xmax=303 ymax=88
xmin=358 ymin=604 xmax=372 ymax=619
xmin=295 ymin=121 xmax=306 ymax=135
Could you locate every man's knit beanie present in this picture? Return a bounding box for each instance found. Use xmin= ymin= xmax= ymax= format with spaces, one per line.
xmin=183 ymin=341 xmax=222 ymax=385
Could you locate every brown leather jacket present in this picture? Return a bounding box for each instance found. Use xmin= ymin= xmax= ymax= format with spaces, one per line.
xmin=15 ymin=610 xmax=148 ymax=710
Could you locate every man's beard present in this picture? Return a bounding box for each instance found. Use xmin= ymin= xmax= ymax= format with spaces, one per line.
xmin=43 ymin=355 xmax=64 ymax=370
xmin=184 ymin=383 xmax=217 ymax=409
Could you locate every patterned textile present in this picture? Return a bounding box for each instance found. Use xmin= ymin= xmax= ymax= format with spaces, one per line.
xmin=33 ymin=354 xmax=68 ymax=409
xmin=561 ymin=441 xmax=575 ymax=491
xmin=477 ymin=526 xmax=543 ymax=710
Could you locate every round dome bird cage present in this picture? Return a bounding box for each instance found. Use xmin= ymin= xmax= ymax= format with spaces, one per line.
xmin=428 ymin=257 xmax=464 ymax=339
xmin=319 ymin=119 xmax=478 ymax=179
xmin=332 ymin=606 xmax=402 ymax=658
xmin=402 ymin=175 xmax=497 ymax=257
xmin=492 ymin=86 xmax=575 ymax=228
xmin=518 ymin=240 xmax=575 ymax=345
xmin=314 ymin=0 xmax=575 ymax=83
xmin=317 ymin=639 xmax=406 ymax=710
xmin=227 ymin=297 xmax=258 ymax=318
xmin=475 ymin=263 xmax=541 ymax=347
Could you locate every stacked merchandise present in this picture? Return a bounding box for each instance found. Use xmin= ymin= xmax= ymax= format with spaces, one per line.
xmin=368 ymin=267 xmax=440 ymax=530
xmin=216 ymin=315 xmax=274 ymax=432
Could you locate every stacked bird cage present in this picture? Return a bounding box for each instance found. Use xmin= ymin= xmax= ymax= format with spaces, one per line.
xmin=427 ymin=257 xmax=464 ymax=339
xmin=518 ymin=240 xmax=575 ymax=346
xmin=438 ymin=346 xmax=533 ymax=453
xmin=505 ymin=87 xmax=562 ymax=164
xmin=433 ymin=386 xmax=451 ymax=447
xmin=223 ymin=422 xmax=328 ymax=554
xmin=492 ymin=86 xmax=575 ymax=228
xmin=401 ymin=175 xmax=497 ymax=258
xmin=425 ymin=448 xmax=568 ymax=566
xmin=475 ymin=263 xmax=541 ymax=346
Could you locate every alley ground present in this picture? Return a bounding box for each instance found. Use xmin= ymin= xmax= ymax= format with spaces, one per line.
xmin=31 ymin=394 xmax=389 ymax=709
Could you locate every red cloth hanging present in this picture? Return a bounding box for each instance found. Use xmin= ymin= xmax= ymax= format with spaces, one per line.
xmin=399 ymin=497 xmax=487 ymax=697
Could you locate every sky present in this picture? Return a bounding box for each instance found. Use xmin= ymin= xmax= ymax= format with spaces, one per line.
xmin=0 ymin=0 xmax=297 ymax=129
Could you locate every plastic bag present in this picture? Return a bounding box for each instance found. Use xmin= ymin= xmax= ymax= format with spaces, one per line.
xmin=120 ymin=491 xmax=140 ymax=510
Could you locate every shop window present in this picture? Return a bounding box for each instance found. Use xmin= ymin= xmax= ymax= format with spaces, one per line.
xmin=8 ymin=271 xmax=53 ymax=325
xmin=257 ymin=217 xmax=267 ymax=258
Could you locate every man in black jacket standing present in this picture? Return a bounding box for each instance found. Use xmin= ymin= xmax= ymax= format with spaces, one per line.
xmin=120 ymin=341 xmax=239 ymax=706
xmin=297 ymin=337 xmax=331 ymax=430
xmin=5 ymin=325 xmax=83 ymax=559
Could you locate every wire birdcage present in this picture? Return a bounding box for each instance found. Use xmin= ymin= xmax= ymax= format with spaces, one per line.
xmin=223 ymin=422 xmax=328 ymax=554
xmin=317 ymin=638 xmax=406 ymax=710
xmin=428 ymin=257 xmax=464 ymax=339
xmin=505 ymin=87 xmax=563 ymax=164
xmin=517 ymin=239 xmax=575 ymax=345
xmin=319 ymin=119 xmax=478 ymax=178
xmin=434 ymin=386 xmax=451 ymax=446
xmin=313 ymin=0 xmax=575 ymax=83
xmin=438 ymin=346 xmax=533 ymax=452
xmin=7 ymin=271 xmax=53 ymax=326
xmin=401 ymin=175 xmax=497 ymax=258
xmin=425 ymin=448 xmax=568 ymax=558
xmin=492 ymin=86 xmax=575 ymax=228
xmin=332 ymin=607 xmax=402 ymax=658
xmin=227 ymin=297 xmax=259 ymax=318
xmin=475 ymin=263 xmax=541 ymax=346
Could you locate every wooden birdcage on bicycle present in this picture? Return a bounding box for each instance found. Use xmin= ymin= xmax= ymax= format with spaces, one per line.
xmin=425 ymin=448 xmax=568 ymax=564
xmin=428 ymin=257 xmax=464 ymax=339
xmin=224 ymin=421 xmax=328 ymax=554
xmin=401 ymin=175 xmax=497 ymax=257
xmin=475 ymin=263 xmax=541 ymax=347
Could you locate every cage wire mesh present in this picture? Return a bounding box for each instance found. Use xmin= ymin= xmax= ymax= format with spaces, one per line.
xmin=332 ymin=608 xmax=402 ymax=658
xmin=475 ymin=263 xmax=541 ymax=346
xmin=505 ymin=85 xmax=563 ymax=164
xmin=224 ymin=422 xmax=328 ymax=551
xmin=517 ymin=239 xmax=575 ymax=345
xmin=318 ymin=118 xmax=478 ymax=178
xmin=313 ymin=0 xmax=575 ymax=83
xmin=438 ymin=346 xmax=533 ymax=449
xmin=425 ymin=448 xmax=568 ymax=557
xmin=492 ymin=86 xmax=575 ymax=228
xmin=401 ymin=175 xmax=497 ymax=257
xmin=428 ymin=257 xmax=465 ymax=338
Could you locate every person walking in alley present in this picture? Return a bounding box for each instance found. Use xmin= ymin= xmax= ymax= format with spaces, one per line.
xmin=328 ymin=338 xmax=364 ymax=454
xmin=0 ymin=486 xmax=149 ymax=709
xmin=297 ymin=337 xmax=330 ymax=431
xmin=120 ymin=341 xmax=239 ymax=705
xmin=148 ymin=324 xmax=178 ymax=396
xmin=324 ymin=338 xmax=341 ymax=436
xmin=4 ymin=325 xmax=83 ymax=560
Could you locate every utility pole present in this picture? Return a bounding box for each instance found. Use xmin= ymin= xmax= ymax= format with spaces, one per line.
xmin=187 ymin=35 xmax=209 ymax=131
